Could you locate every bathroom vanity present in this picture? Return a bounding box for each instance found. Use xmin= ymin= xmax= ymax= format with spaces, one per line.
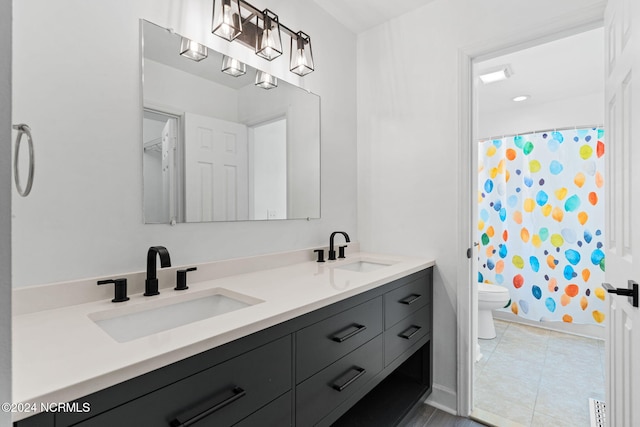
xmin=12 ymin=253 xmax=434 ymax=426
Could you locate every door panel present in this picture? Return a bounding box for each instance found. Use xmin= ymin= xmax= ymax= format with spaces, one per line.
xmin=184 ymin=113 xmax=248 ymax=222
xmin=605 ymin=0 xmax=640 ymax=425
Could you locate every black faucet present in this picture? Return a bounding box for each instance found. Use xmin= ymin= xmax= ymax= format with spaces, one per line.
xmin=329 ymin=231 xmax=350 ymax=260
xmin=145 ymin=246 xmax=171 ymax=296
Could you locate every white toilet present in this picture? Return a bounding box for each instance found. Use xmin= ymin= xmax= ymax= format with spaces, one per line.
xmin=478 ymin=283 xmax=510 ymax=339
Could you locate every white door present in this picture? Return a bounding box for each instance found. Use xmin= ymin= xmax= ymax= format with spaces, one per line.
xmin=249 ymin=118 xmax=288 ymax=220
xmin=184 ymin=112 xmax=248 ymax=222
xmin=604 ymin=1 xmax=640 ymax=425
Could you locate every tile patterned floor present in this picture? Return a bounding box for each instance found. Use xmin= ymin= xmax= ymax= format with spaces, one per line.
xmin=473 ymin=319 xmax=605 ymax=427
xmin=403 ymin=403 xmax=488 ymax=426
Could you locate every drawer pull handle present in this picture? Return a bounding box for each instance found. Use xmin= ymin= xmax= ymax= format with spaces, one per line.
xmin=332 ymin=367 xmax=366 ymax=392
xmin=169 ymin=386 xmax=246 ymax=427
xmin=332 ymin=324 xmax=367 ymax=342
xmin=399 ymin=294 xmax=422 ymax=305
xmin=399 ymin=325 xmax=422 ymax=340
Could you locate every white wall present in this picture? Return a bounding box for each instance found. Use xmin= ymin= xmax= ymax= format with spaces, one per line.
xmin=144 ymin=59 xmax=239 ymax=122
xmin=238 ymin=82 xmax=321 ymax=219
xmin=357 ymin=0 xmax=606 ymax=412
xmin=251 ymin=120 xmax=287 ymax=220
xmin=12 ymin=0 xmax=356 ymax=287
xmin=0 ymin=0 xmax=11 ymax=420
xmin=478 ymin=91 xmax=604 ymax=138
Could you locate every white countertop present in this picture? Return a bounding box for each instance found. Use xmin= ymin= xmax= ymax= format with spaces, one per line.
xmin=12 ymin=252 xmax=435 ymax=421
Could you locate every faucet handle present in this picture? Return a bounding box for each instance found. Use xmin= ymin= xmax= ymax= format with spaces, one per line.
xmin=97 ymin=278 xmax=130 ymax=303
xmin=175 ymin=267 xmax=197 ymax=291
xmin=338 ymin=245 xmax=347 ymax=259
xmin=314 ymin=249 xmax=325 ymax=263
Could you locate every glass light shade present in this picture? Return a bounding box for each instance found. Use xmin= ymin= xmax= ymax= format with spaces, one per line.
xmin=221 ymin=55 xmax=247 ymax=77
xmin=179 ymin=37 xmax=208 ymax=61
xmin=255 ymin=70 xmax=278 ymax=89
xmin=290 ymin=31 xmax=314 ymax=76
xmin=256 ymin=9 xmax=282 ymax=61
xmin=212 ymin=0 xmax=242 ymax=41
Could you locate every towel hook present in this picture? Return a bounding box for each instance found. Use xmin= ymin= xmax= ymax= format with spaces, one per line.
xmin=12 ymin=123 xmax=35 ymax=197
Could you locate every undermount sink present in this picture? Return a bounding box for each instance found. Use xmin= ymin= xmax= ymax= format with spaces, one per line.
xmin=334 ymin=260 xmax=395 ymax=273
xmin=89 ymin=288 xmax=263 ymax=343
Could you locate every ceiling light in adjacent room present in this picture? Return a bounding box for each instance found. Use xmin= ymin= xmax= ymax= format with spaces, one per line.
xmin=478 ymin=66 xmax=512 ymax=84
xmin=512 ymin=95 xmax=530 ymax=102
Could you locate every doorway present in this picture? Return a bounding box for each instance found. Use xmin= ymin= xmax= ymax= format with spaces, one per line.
xmin=459 ymin=19 xmax=604 ymax=425
xmin=248 ymin=117 xmax=288 ymax=220
xmin=143 ymin=109 xmax=181 ymax=224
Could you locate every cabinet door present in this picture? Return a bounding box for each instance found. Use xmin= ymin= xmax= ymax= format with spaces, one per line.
xmin=75 ymin=336 xmax=291 ymax=427
xmin=384 ymin=305 xmax=431 ymax=365
xmin=296 ymin=297 xmax=383 ymax=382
xmin=296 ymin=335 xmax=383 ymax=427
xmin=384 ymin=271 xmax=431 ymax=329
xmin=233 ymin=391 xmax=291 ymax=427
xmin=13 ymin=412 xmax=54 ymax=427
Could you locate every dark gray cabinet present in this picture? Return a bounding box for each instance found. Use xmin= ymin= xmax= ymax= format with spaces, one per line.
xmin=75 ymin=336 xmax=291 ymax=427
xmin=14 ymin=267 xmax=432 ymax=427
xmin=296 ymin=296 xmax=383 ymax=382
xmin=384 ymin=273 xmax=432 ymax=328
xmin=296 ymin=335 xmax=384 ymax=426
xmin=385 ymin=305 xmax=431 ymax=365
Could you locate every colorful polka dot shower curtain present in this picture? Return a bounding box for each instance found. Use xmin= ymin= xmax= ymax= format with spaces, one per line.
xmin=477 ymin=127 xmax=606 ymax=325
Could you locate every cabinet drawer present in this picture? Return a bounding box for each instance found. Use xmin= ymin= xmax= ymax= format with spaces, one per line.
xmin=296 ymin=335 xmax=383 ymax=427
xmin=384 ymin=275 xmax=430 ymax=328
xmin=234 ymin=391 xmax=291 ymax=427
xmin=296 ymin=297 xmax=382 ymax=382
xmin=384 ymin=305 xmax=431 ymax=365
xmin=76 ymin=336 xmax=291 ymax=427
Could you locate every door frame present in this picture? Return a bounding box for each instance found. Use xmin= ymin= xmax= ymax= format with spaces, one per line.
xmin=456 ymin=6 xmax=605 ymax=416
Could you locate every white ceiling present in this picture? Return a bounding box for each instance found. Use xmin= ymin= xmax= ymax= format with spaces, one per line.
xmin=312 ymin=2 xmax=603 ymax=118
xmin=312 ymin=0 xmax=437 ymax=34
xmin=476 ymin=27 xmax=604 ymax=115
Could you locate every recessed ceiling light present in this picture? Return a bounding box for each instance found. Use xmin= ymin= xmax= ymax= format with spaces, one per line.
xmin=512 ymin=95 xmax=530 ymax=102
xmin=478 ymin=66 xmax=512 ymax=84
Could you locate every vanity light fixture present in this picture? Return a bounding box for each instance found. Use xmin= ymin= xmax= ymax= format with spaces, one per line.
xmin=255 ymin=70 xmax=278 ymax=89
xmin=221 ymin=54 xmax=247 ymax=76
xmin=179 ymin=37 xmax=208 ymax=61
xmin=212 ymin=0 xmax=243 ymax=41
xmin=290 ymin=31 xmax=314 ymax=76
xmin=256 ymin=9 xmax=282 ymax=60
xmin=211 ymin=0 xmax=314 ymax=75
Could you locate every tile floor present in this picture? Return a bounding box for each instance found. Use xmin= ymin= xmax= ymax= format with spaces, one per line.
xmin=403 ymin=403 xmax=487 ymax=426
xmin=473 ymin=319 xmax=605 ymax=427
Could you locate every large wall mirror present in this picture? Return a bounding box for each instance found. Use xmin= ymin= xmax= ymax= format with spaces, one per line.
xmin=142 ymin=20 xmax=321 ymax=223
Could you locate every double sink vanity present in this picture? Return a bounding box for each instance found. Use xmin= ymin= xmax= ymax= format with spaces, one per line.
xmin=13 ymin=248 xmax=434 ymax=426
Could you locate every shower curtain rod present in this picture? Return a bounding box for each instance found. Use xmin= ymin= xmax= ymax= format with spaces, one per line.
xmin=479 ymin=124 xmax=604 ymax=142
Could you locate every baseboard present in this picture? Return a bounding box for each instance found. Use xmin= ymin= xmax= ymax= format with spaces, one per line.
xmin=493 ymin=311 xmax=605 ymax=339
xmin=424 ymin=384 xmax=457 ymax=415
